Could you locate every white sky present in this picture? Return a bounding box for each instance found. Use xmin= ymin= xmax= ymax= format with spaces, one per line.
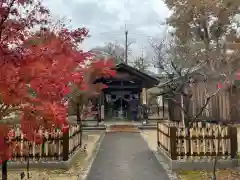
xmin=43 ymin=0 xmax=170 ymax=57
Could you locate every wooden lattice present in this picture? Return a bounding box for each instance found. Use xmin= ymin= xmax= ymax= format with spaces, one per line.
xmin=9 ymin=124 xmax=81 ymax=162
xmin=157 ymin=121 xmax=237 ymax=161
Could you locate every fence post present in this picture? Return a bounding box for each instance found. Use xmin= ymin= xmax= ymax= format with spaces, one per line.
xmin=157 ymin=122 xmax=160 ymax=146
xmin=169 ymin=126 xmax=177 ymax=160
xmin=62 ymin=130 xmax=69 ymax=161
xmin=229 ymin=126 xmax=237 ymax=158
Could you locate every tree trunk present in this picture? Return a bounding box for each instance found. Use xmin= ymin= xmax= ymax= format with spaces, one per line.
xmin=76 ymin=103 xmax=80 ymax=124
xmin=180 ymin=95 xmax=185 ymax=125
xmin=80 ymin=118 xmax=83 ymax=147
xmin=211 ymin=128 xmax=221 ymax=180
xmin=76 ymin=104 xmax=83 ymax=147
xmin=2 ymin=160 xmax=7 ymax=180
xmin=27 ymin=144 xmax=31 ymax=179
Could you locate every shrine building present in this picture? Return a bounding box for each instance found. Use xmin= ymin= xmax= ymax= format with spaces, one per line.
xmin=95 ymin=62 xmax=159 ymax=121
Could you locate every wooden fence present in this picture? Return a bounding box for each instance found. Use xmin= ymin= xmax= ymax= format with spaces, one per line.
xmin=157 ymin=121 xmax=238 ymax=160
xmin=165 ymin=82 xmax=240 ymax=123
xmin=9 ymin=123 xmax=82 ymax=162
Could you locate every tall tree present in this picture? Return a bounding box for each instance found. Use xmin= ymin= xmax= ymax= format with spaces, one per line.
xmin=0 ymin=1 xmax=115 ymax=179
xmin=161 ymin=0 xmax=240 ymax=120
xmin=162 ymin=0 xmax=240 ymax=179
xmin=132 ymin=56 xmax=149 ymax=72
xmin=164 ymin=0 xmax=240 ymax=77
xmin=68 ymin=58 xmax=116 ymax=146
xmin=161 ymin=0 xmax=240 ymax=127
xmin=91 ymin=42 xmax=125 ymax=64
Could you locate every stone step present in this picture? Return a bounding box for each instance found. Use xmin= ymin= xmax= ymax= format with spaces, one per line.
xmin=110 ymin=124 xmax=137 ymax=128
xmin=138 ymin=125 xmax=157 ymax=130
xmin=108 ymin=124 xmax=139 ymax=132
xmin=107 ymin=129 xmax=140 ymax=133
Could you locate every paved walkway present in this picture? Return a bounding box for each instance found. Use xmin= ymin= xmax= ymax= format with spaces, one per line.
xmin=86 ymin=132 xmax=170 ymax=180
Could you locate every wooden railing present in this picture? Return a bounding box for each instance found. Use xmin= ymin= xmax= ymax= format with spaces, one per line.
xmin=9 ymin=123 xmax=82 ymax=162
xmin=157 ymin=121 xmax=238 ymax=160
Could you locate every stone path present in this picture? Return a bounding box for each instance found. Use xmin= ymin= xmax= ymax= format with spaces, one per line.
xmin=86 ymin=132 xmax=170 ymax=180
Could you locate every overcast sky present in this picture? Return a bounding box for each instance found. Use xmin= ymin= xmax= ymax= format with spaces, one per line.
xmin=43 ymin=0 xmax=170 ymax=57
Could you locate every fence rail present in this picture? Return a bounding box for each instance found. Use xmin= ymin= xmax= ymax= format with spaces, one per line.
xmin=9 ymin=124 xmax=82 ymax=162
xmin=157 ymin=121 xmax=238 ymax=160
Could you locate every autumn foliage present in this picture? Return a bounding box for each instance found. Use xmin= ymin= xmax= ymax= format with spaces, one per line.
xmin=0 ymin=0 xmax=115 ymax=163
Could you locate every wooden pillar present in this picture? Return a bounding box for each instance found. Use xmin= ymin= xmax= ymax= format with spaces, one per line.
xmin=169 ymin=126 xmax=177 ymax=160
xmin=142 ymin=87 xmax=147 ymax=105
xmin=142 ymin=87 xmax=148 ymax=123
xmin=100 ymin=92 xmax=105 ymax=121
xmin=180 ymin=94 xmax=185 ymax=125
xmin=162 ymin=96 xmax=165 ymax=118
xmin=168 ymin=98 xmax=173 ymax=121
xmin=229 ymin=86 xmax=239 ymax=123
xmin=62 ymin=131 xmax=69 ymax=161
xmin=229 ymin=126 xmax=237 ymax=158
xmin=157 ymin=95 xmax=163 ymax=118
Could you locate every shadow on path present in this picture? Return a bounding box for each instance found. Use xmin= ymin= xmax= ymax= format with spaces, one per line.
xmin=86 ymin=132 xmax=170 ymax=180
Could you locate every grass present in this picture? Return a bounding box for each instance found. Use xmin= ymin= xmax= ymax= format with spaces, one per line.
xmin=177 ymin=170 xmax=203 ymax=180
xmin=177 ymin=169 xmax=240 ymax=180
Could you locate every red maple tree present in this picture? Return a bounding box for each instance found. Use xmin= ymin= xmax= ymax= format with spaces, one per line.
xmin=73 ymin=57 xmax=116 ymax=120
xmin=0 ymin=0 xmax=116 ymax=172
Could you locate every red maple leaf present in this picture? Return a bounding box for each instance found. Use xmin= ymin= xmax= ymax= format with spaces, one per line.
xmin=236 ymin=72 xmax=240 ymax=80
xmin=0 ymin=0 xmax=116 ymax=164
xmin=217 ymin=82 xmax=223 ymax=89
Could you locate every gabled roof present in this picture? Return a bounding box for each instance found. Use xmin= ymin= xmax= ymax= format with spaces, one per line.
xmin=115 ymin=63 xmax=159 ymax=88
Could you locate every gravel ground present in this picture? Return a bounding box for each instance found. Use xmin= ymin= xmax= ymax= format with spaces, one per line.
xmin=140 ymin=130 xmax=158 ymax=151
xmin=5 ymin=133 xmax=101 ymax=180
xmin=86 ymin=132 xmax=170 ymax=180
xmin=140 ymin=130 xmax=179 ymax=180
xmin=140 ymin=130 xmax=240 ymax=180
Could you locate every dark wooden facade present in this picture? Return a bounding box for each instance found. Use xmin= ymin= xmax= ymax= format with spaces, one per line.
xmin=96 ymin=63 xmax=159 ymax=120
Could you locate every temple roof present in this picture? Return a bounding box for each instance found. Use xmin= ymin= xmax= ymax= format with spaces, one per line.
xmin=114 ymin=63 xmax=159 ymax=88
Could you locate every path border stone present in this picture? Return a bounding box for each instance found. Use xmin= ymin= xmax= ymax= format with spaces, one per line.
xmin=157 ymin=146 xmax=238 ymax=171
xmin=153 ymin=151 xmax=179 ymax=180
